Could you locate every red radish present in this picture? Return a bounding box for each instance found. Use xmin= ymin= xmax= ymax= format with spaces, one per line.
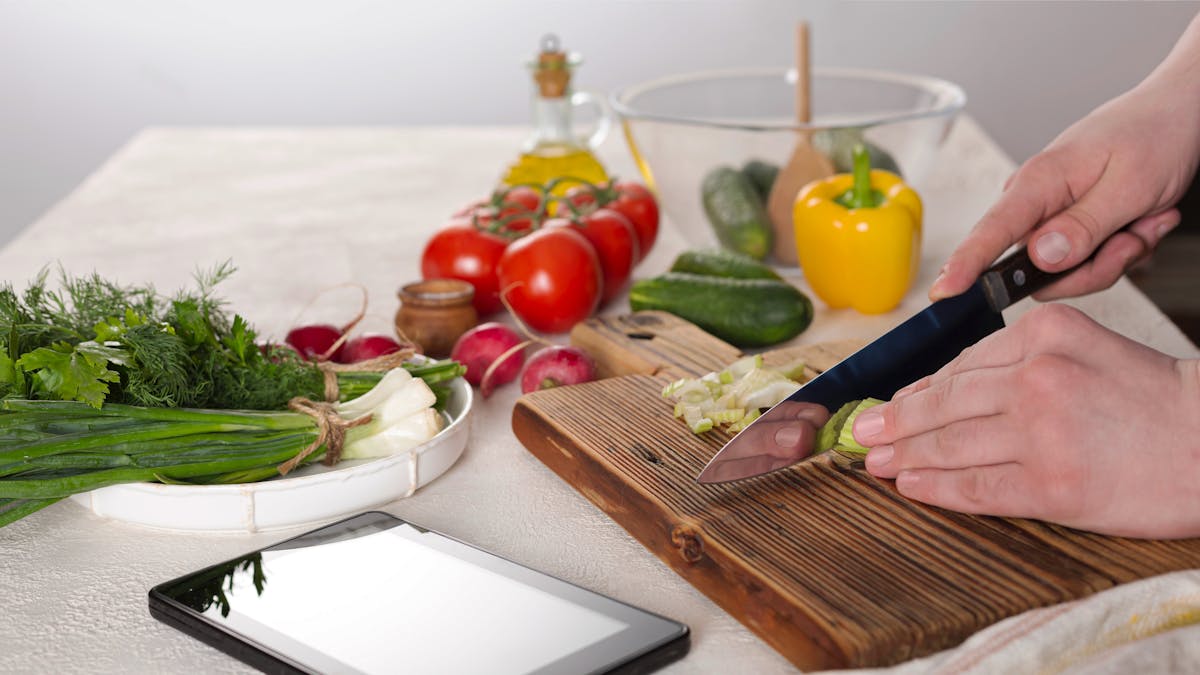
xmin=339 ymin=333 xmax=403 ymax=363
xmin=520 ymin=346 xmax=597 ymax=393
xmin=478 ymin=339 xmax=532 ymax=398
xmin=285 ymin=324 xmax=343 ymax=361
xmin=450 ymin=322 xmax=526 ymax=389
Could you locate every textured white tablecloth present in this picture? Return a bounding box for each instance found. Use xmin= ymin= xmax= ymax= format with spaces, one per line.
xmin=0 ymin=119 xmax=1196 ymax=674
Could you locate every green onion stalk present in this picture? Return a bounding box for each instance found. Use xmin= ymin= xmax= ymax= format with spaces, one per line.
xmin=0 ymin=362 xmax=464 ymax=529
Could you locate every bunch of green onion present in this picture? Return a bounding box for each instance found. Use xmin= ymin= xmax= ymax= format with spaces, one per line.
xmin=0 ymin=361 xmax=463 ymax=528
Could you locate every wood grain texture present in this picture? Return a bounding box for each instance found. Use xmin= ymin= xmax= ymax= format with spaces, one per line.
xmin=569 ymin=310 xmax=743 ymax=380
xmin=514 ymin=313 xmax=1200 ymax=669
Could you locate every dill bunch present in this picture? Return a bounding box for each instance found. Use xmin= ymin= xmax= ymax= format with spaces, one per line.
xmin=0 ymin=262 xmax=329 ymax=410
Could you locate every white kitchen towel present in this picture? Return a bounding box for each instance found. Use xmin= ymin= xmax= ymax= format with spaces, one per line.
xmin=826 ymin=569 xmax=1200 ymax=674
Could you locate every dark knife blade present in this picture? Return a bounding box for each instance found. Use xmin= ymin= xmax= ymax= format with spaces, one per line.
xmin=696 ymin=246 xmax=1066 ymax=484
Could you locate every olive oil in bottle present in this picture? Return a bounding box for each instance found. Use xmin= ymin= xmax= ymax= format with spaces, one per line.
xmin=501 ymin=34 xmax=610 ymax=194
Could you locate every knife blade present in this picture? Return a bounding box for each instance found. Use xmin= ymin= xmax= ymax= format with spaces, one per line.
xmin=696 ymin=245 xmax=1068 ymax=483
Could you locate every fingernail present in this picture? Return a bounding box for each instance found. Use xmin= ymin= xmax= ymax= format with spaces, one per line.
xmin=774 ymin=426 xmax=804 ymax=448
xmin=866 ymin=444 xmax=894 ymax=471
xmin=1035 ymin=231 xmax=1070 ymax=264
xmin=853 ymin=410 xmax=884 ymax=443
xmin=894 ymin=383 xmax=916 ymax=398
xmin=896 ymin=471 xmax=919 ymax=492
xmin=1156 ymin=220 xmax=1175 ymax=240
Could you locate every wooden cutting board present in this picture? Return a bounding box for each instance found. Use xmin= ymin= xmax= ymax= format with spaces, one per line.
xmin=511 ymin=311 xmax=1200 ymax=670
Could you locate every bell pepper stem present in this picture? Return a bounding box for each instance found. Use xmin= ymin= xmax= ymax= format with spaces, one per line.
xmin=833 ymin=143 xmax=880 ymax=209
xmin=851 ymin=144 xmax=875 ymax=208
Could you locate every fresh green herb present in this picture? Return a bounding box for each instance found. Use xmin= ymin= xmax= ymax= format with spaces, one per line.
xmin=0 ymin=265 xmax=469 ymax=530
xmin=0 ymin=263 xmax=436 ymax=410
xmin=0 ymin=366 xmax=457 ymax=528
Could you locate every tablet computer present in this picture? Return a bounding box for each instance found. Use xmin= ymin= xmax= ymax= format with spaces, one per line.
xmin=149 ymin=511 xmax=689 ymax=674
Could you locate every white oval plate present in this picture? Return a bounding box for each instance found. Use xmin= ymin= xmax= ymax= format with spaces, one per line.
xmin=69 ymin=374 xmax=472 ymax=533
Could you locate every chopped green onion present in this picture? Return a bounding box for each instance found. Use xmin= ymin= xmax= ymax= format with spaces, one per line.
xmin=661 ymin=357 xmax=805 ymax=435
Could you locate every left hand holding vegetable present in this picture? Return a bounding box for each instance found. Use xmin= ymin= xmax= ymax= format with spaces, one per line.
xmin=850 ymin=303 xmax=1200 ymax=539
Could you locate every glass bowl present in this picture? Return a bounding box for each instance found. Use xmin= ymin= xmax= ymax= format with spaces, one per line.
xmin=611 ymin=66 xmax=965 ymax=266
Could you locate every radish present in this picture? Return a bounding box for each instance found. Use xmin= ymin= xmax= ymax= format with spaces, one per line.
xmin=340 ymin=333 xmax=403 ymax=363
xmin=520 ymin=346 xmax=596 ymax=393
xmin=285 ymin=324 xmax=343 ymax=361
xmin=450 ymin=322 xmax=526 ymax=393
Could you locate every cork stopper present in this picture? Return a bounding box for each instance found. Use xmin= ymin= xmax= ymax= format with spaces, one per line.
xmin=531 ymin=34 xmax=579 ymax=99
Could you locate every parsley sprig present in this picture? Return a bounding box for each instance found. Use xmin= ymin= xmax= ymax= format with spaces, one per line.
xmin=2 ymin=263 xmax=341 ymax=409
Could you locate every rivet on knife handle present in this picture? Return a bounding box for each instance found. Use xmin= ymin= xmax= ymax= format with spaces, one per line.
xmin=979 ymin=247 xmax=1068 ymax=312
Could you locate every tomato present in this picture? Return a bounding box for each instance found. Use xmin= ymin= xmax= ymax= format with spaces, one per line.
xmin=548 ymin=209 xmax=638 ymax=305
xmin=496 ymin=227 xmax=602 ymax=333
xmin=456 ymin=186 xmax=544 ymax=236
xmin=564 ymin=184 xmax=599 ymax=211
xmin=606 ymin=181 xmax=659 ymax=262
xmin=565 ymin=181 xmax=659 ymax=262
xmin=498 ymin=185 xmax=543 ymax=214
xmin=420 ymin=220 xmax=510 ymax=315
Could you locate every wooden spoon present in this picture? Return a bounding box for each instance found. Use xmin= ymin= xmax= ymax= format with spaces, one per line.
xmin=766 ymin=22 xmax=835 ymax=265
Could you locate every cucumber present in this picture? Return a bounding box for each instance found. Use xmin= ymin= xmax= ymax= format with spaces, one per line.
xmin=740 ymin=159 xmax=780 ymax=202
xmin=669 ymin=248 xmax=782 ymax=280
xmin=700 ymin=167 xmax=773 ymax=260
xmin=816 ymin=400 xmax=861 ymax=453
xmin=629 ymin=272 xmax=812 ymax=348
xmin=812 ymin=129 xmax=902 ymax=176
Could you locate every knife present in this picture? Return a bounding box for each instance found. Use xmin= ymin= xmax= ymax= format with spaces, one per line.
xmin=696 ymin=245 xmax=1069 ymax=484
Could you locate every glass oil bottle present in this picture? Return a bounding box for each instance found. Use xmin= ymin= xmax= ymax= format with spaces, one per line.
xmin=501 ymin=34 xmax=610 ymax=195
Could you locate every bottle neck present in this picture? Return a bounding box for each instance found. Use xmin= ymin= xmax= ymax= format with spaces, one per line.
xmin=530 ymin=95 xmax=575 ymax=146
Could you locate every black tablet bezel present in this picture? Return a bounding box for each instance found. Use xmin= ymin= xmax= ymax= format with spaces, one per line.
xmin=149 ymin=511 xmax=689 ymax=674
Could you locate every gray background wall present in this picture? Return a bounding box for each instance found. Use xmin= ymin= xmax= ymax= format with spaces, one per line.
xmin=2 ymin=0 xmax=1197 ymax=246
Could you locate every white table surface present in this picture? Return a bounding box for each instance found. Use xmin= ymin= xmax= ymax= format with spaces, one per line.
xmin=0 ymin=117 xmax=1196 ymax=674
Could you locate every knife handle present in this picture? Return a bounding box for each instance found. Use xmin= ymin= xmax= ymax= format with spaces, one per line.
xmin=979 ymin=247 xmax=1067 ymax=312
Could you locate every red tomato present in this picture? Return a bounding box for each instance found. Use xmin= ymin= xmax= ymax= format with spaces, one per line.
xmin=495 ymin=186 xmax=543 ymax=234
xmin=456 ymin=186 xmax=544 ymax=235
xmin=548 ymin=209 xmax=639 ymax=305
xmin=496 ymin=227 xmax=602 ymax=333
xmin=564 ymin=184 xmax=599 ymax=212
xmin=498 ymin=185 xmax=543 ymax=213
xmin=452 ymin=186 xmax=544 ymax=236
xmin=606 ymin=181 xmax=659 ymax=262
xmin=420 ymin=220 xmax=509 ymax=315
xmin=564 ymin=181 xmax=659 ymax=262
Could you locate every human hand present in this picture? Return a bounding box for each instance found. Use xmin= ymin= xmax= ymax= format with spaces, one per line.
xmin=930 ymin=75 xmax=1199 ymax=303
xmin=850 ymin=304 xmax=1200 ymax=539
xmin=698 ymin=401 xmax=829 ymax=483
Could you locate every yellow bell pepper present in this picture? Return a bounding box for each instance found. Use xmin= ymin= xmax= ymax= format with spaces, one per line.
xmin=793 ymin=144 xmax=922 ymax=314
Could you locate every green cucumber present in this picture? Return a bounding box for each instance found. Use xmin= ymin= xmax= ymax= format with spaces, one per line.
xmin=669 ymin=248 xmax=782 ymax=280
xmin=629 ymin=272 xmax=812 ymax=348
xmin=741 ymin=159 xmax=780 ymax=202
xmin=835 ymin=398 xmax=885 ymax=455
xmin=812 ymin=129 xmax=902 ymax=176
xmin=816 ymin=400 xmax=861 ymax=453
xmin=700 ymin=167 xmax=773 ymax=260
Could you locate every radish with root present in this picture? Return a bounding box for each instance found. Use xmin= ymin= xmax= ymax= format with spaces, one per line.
xmin=450 ymin=322 xmax=528 ymax=396
xmin=520 ymin=346 xmax=597 ymax=393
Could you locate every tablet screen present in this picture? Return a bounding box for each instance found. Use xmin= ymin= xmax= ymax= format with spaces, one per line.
xmin=152 ymin=512 xmax=687 ymax=674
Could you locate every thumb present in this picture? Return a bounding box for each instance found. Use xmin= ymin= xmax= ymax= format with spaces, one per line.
xmin=1028 ymin=172 xmax=1150 ymax=272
